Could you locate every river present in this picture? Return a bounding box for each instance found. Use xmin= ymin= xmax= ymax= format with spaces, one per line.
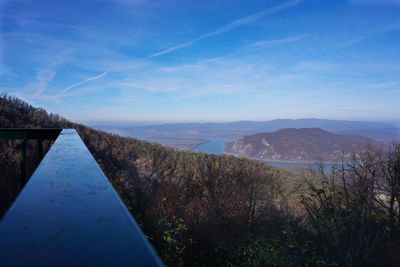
xmin=192 ymin=137 xmax=337 ymax=171
xmin=193 ymin=137 xmax=229 ymax=154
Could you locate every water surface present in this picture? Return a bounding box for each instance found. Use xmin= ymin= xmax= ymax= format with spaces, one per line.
xmin=193 ymin=137 xmax=229 ymax=154
xmin=265 ymin=161 xmax=336 ymax=172
xmin=193 ymin=137 xmax=336 ymax=171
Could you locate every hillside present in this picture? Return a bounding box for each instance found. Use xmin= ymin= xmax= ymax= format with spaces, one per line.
xmin=1 ymin=94 xmax=399 ymax=266
xmin=0 ymin=94 xmax=287 ymax=266
xmin=224 ymin=128 xmax=375 ymax=162
xmin=91 ymin=118 xmax=400 ymax=147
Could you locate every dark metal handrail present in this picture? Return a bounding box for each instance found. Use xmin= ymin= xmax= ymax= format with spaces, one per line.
xmin=0 ymin=129 xmax=163 ymax=266
xmin=0 ymin=128 xmax=62 ymax=187
xmin=0 ymin=128 xmax=62 ymax=139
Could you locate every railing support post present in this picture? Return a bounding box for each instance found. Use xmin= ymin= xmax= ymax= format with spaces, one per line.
xmin=37 ymin=139 xmax=43 ymax=160
xmin=20 ymin=138 xmax=26 ymax=188
xmin=0 ymin=129 xmax=61 ymax=188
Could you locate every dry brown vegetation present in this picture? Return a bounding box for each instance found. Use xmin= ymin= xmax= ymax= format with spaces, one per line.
xmin=1 ymin=94 xmax=399 ymax=266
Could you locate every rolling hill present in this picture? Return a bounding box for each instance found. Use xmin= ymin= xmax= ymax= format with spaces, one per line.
xmin=91 ymin=119 xmax=399 ymax=150
xmin=2 ymin=94 xmax=400 ymax=266
xmin=224 ymin=128 xmax=375 ymax=162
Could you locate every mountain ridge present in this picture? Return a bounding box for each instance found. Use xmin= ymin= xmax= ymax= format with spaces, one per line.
xmin=91 ymin=118 xmax=400 ymax=148
xmin=223 ymin=127 xmax=376 ymax=162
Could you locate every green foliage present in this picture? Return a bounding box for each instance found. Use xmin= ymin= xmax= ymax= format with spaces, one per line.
xmin=2 ymin=93 xmax=400 ymax=266
xmin=159 ymin=216 xmax=191 ymax=267
xmin=223 ymin=220 xmax=335 ymax=267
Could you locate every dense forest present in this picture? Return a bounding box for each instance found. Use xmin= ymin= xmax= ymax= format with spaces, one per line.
xmin=1 ymin=93 xmax=399 ymax=266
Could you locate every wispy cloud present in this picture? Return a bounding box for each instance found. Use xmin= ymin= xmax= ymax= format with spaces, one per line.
xmin=252 ymin=34 xmax=310 ymax=46
xmin=58 ymin=71 xmax=108 ymax=97
xmin=33 ymin=69 xmax=56 ymax=96
xmin=367 ymin=82 xmax=399 ymax=89
xmin=150 ymin=0 xmax=304 ymax=57
xmin=350 ymin=0 xmax=400 ymax=6
xmin=4 ymin=69 xmax=109 ymax=104
xmin=29 ymin=58 xmax=65 ymax=98
xmin=341 ymin=22 xmax=400 ymax=47
xmin=293 ymin=61 xmax=341 ymax=72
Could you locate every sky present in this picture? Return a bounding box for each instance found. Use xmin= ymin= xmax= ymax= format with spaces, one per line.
xmin=0 ymin=0 xmax=400 ymax=124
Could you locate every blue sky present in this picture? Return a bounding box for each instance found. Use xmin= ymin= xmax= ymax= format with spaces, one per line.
xmin=1 ymin=0 xmax=399 ymax=123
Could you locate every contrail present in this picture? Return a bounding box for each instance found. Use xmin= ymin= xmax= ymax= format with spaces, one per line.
xmin=252 ymin=34 xmax=310 ymax=46
xmin=59 ymin=71 xmax=108 ymax=97
xmin=150 ymin=0 xmax=304 ymax=57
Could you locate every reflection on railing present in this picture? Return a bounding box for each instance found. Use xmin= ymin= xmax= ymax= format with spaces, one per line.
xmin=0 ymin=129 xmax=163 ymax=266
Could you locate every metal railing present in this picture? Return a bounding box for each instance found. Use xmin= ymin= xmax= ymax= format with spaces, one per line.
xmin=0 ymin=128 xmax=61 ymax=188
xmin=0 ymin=129 xmax=163 ymax=266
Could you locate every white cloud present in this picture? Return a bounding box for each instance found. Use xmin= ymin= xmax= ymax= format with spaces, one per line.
xmin=116 ymin=56 xmax=274 ymax=97
xmin=150 ymin=0 xmax=304 ymax=57
xmin=293 ymin=61 xmax=341 ymax=72
xmin=0 ymin=58 xmax=14 ymax=77
xmin=35 ymin=69 xmax=56 ymax=94
xmin=252 ymin=34 xmax=310 ymax=46
xmin=15 ymin=59 xmax=64 ymax=98
xmin=367 ymin=82 xmax=399 ymax=89
xmin=341 ymin=22 xmax=400 ymax=47
xmin=349 ymin=0 xmax=400 ymax=6
xmin=3 ymin=67 xmax=108 ymax=103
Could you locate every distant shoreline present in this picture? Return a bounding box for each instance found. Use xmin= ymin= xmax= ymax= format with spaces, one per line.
xmin=169 ymin=139 xmax=209 ymax=150
xmin=222 ymin=151 xmax=341 ymax=165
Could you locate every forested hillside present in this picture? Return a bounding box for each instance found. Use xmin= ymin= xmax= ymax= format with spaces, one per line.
xmin=97 ymin=118 xmax=400 ymax=146
xmin=224 ymin=128 xmax=375 ymax=162
xmin=1 ymin=94 xmax=400 ymax=266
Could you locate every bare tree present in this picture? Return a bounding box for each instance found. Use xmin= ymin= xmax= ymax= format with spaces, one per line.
xmin=301 ymin=146 xmax=390 ymax=266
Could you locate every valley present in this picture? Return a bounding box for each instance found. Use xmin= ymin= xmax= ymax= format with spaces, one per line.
xmin=92 ymin=121 xmax=399 ymax=167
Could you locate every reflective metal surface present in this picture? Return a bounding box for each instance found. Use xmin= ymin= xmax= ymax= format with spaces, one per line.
xmin=0 ymin=129 xmax=163 ymax=266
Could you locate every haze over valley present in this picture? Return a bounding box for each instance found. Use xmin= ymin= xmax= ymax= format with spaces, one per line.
xmin=92 ymin=118 xmax=400 ymax=165
xmin=1 ymin=0 xmax=400 ymax=265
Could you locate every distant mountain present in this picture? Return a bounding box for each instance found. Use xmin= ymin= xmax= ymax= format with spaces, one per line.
xmin=224 ymin=128 xmax=376 ymax=162
xmin=91 ymin=119 xmax=400 ymax=147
